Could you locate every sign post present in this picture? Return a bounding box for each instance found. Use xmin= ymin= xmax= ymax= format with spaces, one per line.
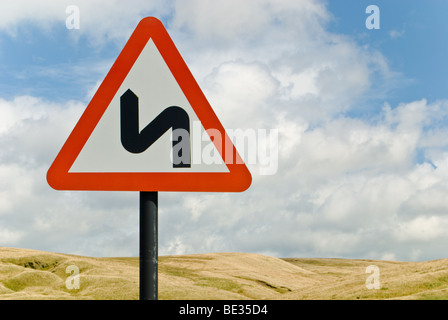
xmin=140 ymin=191 xmax=158 ymax=300
xmin=47 ymin=17 xmax=252 ymax=300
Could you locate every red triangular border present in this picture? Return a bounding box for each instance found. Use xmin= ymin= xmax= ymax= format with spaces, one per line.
xmin=47 ymin=17 xmax=252 ymax=192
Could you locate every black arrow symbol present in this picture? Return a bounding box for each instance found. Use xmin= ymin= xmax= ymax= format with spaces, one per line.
xmin=120 ymin=89 xmax=191 ymax=168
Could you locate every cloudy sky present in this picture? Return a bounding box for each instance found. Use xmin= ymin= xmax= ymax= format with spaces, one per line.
xmin=1 ymin=0 xmax=448 ymax=262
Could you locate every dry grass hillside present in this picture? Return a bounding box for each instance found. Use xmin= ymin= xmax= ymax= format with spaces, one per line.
xmin=0 ymin=247 xmax=447 ymax=300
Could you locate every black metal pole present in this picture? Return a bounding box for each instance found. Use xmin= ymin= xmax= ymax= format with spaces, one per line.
xmin=140 ymin=191 xmax=158 ymax=300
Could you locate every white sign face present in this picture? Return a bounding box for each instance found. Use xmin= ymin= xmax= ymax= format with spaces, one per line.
xmin=47 ymin=17 xmax=251 ymax=192
xmin=69 ymin=39 xmax=228 ymax=174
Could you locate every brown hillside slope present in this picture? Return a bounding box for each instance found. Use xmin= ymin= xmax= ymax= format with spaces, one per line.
xmin=0 ymin=247 xmax=447 ymax=300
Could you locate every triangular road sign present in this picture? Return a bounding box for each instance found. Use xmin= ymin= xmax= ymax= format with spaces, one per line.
xmin=47 ymin=17 xmax=252 ymax=192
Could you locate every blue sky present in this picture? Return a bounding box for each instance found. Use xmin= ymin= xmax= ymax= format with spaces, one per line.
xmin=3 ymin=1 xmax=447 ymax=108
xmin=329 ymin=0 xmax=448 ymax=106
xmin=1 ymin=1 xmax=448 ymax=262
xmin=0 ymin=24 xmax=115 ymax=101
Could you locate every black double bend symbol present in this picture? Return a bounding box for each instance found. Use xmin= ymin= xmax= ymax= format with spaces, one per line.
xmin=120 ymin=89 xmax=191 ymax=168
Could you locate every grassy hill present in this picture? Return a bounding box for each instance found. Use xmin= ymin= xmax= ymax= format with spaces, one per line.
xmin=0 ymin=247 xmax=447 ymax=300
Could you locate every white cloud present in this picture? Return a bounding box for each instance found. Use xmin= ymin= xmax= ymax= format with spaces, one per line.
xmin=0 ymin=96 xmax=83 ymax=166
xmin=389 ymin=29 xmax=405 ymax=39
xmin=380 ymin=252 xmax=397 ymax=261
xmin=0 ymin=0 xmax=171 ymax=44
xmin=171 ymin=0 xmax=329 ymax=44
xmin=154 ymin=97 xmax=448 ymax=260
xmin=204 ymin=61 xmax=279 ymax=129
xmin=0 ymin=227 xmax=23 ymax=245
xmin=395 ymin=216 xmax=448 ymax=242
xmin=0 ymin=95 xmax=139 ymax=256
xmin=0 ymin=0 xmax=448 ymax=262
